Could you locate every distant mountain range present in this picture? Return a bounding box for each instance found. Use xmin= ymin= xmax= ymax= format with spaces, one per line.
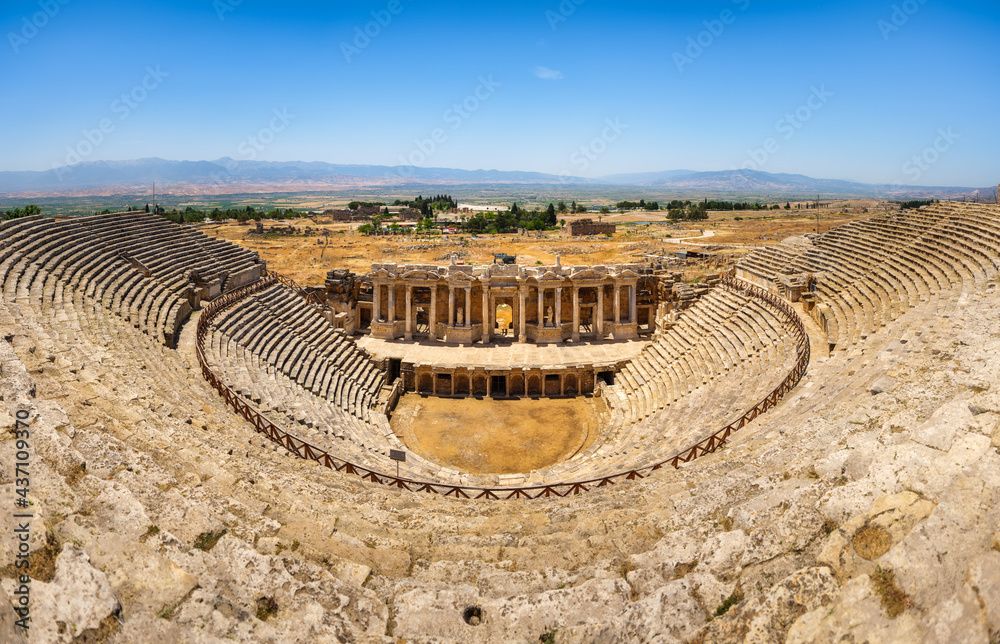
xmin=0 ymin=158 xmax=994 ymax=202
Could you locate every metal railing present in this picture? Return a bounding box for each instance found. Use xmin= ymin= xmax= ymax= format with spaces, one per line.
xmin=195 ymin=274 xmax=810 ymax=500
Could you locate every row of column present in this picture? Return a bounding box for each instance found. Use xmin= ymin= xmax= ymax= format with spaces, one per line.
xmin=375 ymin=282 xmax=638 ymax=339
xmin=375 ymin=283 xmax=472 ymax=340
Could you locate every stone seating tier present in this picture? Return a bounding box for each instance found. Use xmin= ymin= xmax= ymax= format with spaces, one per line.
xmin=0 ymin=212 xmax=264 ymax=344
xmin=736 ymin=205 xmax=1000 ymax=347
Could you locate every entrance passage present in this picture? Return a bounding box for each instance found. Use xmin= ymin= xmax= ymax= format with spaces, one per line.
xmin=495 ymin=302 xmax=513 ymax=339
xmin=389 ymin=394 xmax=607 ymax=474
xmin=491 ymin=375 xmax=507 ymax=397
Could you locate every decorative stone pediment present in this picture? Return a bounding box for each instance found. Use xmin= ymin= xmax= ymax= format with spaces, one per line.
xmin=401 ymin=270 xmax=440 ymax=281
xmin=568 ymin=269 xmax=606 ymax=281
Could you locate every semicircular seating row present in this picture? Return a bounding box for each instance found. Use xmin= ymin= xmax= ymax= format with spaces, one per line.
xmin=204 ymin=282 xmax=481 ymax=484
xmin=205 ymin=277 xmax=802 ymax=487
xmin=736 ymin=203 xmax=1000 ymax=349
xmin=0 ymin=212 xmax=264 ymax=346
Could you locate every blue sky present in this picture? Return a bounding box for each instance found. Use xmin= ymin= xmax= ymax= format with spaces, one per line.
xmin=1 ymin=0 xmax=997 ymax=186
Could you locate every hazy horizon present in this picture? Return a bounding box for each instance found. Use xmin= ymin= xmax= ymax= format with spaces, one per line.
xmin=2 ymin=0 xmax=997 ymax=187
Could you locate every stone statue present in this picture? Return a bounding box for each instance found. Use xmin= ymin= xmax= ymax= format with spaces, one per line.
xmin=456 ymin=307 xmax=464 ymax=326
xmin=546 ymin=306 xmax=554 ymax=327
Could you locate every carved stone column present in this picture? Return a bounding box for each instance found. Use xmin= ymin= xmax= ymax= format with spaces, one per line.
xmin=537 ymin=287 xmax=545 ymax=328
xmin=572 ymin=287 xmax=580 ymax=341
xmin=597 ymin=285 xmax=604 ymax=336
xmin=465 ymin=287 xmax=472 ymax=328
xmin=518 ymin=285 xmax=527 ymax=343
xmin=404 ymin=284 xmax=412 ymax=340
xmin=429 ymin=285 xmax=437 ymax=340
xmin=614 ymin=283 xmax=621 ymax=325
xmin=482 ymin=285 xmax=491 ymax=342
xmin=555 ymin=286 xmax=562 ymax=328
xmin=448 ymin=286 xmax=455 ymax=327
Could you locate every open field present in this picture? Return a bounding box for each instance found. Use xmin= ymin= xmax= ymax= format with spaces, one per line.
xmin=199 ymin=204 xmax=868 ymax=286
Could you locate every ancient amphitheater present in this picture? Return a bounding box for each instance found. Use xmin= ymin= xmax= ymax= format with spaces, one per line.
xmin=2 ymin=204 xmax=1000 ymax=643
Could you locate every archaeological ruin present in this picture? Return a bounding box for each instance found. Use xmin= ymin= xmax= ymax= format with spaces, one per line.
xmin=3 ymin=203 xmax=1000 ymax=641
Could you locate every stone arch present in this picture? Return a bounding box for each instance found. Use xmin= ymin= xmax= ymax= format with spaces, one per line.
xmin=418 ymin=372 xmax=433 ymax=394
xmin=564 ymin=373 xmax=578 ymax=396
xmin=472 ymin=374 xmax=487 ymax=396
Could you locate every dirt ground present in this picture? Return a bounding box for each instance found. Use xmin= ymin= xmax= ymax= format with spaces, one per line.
xmin=389 ymin=394 xmax=607 ymax=474
xmin=199 ymin=204 xmax=870 ymax=287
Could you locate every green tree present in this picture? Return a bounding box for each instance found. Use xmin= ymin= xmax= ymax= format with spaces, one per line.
xmin=2 ymin=204 xmax=42 ymax=220
xmin=546 ymin=203 xmax=557 ymax=226
xmin=557 ymin=201 xmax=568 ymax=214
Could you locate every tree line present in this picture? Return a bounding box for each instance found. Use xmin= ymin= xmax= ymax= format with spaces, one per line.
xmin=393 ymin=195 xmax=457 ymax=217
xmin=896 ymin=199 xmax=939 ymax=210
xmin=2 ymin=205 xmax=41 ymax=220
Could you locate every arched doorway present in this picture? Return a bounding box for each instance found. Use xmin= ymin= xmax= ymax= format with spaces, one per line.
xmin=418 ymin=372 xmax=433 ymax=394
xmin=495 ymin=302 xmax=513 ymax=339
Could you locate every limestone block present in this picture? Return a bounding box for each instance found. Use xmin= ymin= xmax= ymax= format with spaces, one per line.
xmin=627 ymin=531 xmax=700 ymax=585
xmin=0 ymin=591 xmax=28 ymax=644
xmin=105 ymin=551 xmax=198 ymax=615
xmin=870 ymin=376 xmax=896 ymax=395
xmin=574 ymin=574 xmax=731 ymax=643
xmin=921 ymin=584 xmax=991 ymax=644
xmin=697 ymin=567 xmax=839 ymax=644
xmin=0 ymin=544 xmax=121 ymax=644
xmin=911 ymin=399 xmax=973 ymax=451
xmin=937 ymin=430 xmax=992 ymax=471
xmin=881 ymin=478 xmax=994 ymax=609
xmin=820 ymin=490 xmax=936 ymax=576
xmin=968 ymin=552 xmax=1000 ymax=637
xmin=195 ymin=536 xmax=387 ymax=638
xmin=787 ymin=575 xmax=923 ymax=643
xmin=394 ymin=577 xmax=631 ymax=643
